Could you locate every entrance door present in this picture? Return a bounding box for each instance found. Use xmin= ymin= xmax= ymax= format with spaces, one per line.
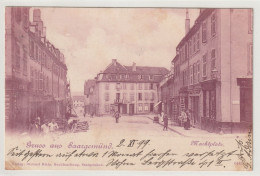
xmin=240 ymin=87 xmax=252 ymax=123
xmin=122 ymin=104 xmax=127 ymax=114
xmin=193 ymin=97 xmax=199 ymax=125
xmin=129 ymin=104 xmax=134 ymax=115
xmin=150 ymin=103 xmax=154 ymax=112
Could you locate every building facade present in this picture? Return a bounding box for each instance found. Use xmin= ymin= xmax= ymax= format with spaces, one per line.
xmin=87 ymin=59 xmax=169 ymax=116
xmin=170 ymin=9 xmax=253 ymax=133
xmin=5 ymin=8 xmax=68 ymax=132
xmin=72 ymin=95 xmax=85 ymax=116
xmin=84 ymin=79 xmax=97 ymax=115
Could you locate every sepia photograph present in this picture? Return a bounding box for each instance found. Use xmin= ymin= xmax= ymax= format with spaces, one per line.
xmin=2 ymin=4 xmax=255 ymax=173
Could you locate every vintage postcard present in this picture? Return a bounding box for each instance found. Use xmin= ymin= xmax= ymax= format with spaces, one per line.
xmin=3 ymin=6 xmax=255 ymax=173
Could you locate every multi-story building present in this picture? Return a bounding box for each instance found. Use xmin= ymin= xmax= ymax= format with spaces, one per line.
xmin=88 ymin=59 xmax=169 ymax=116
xmin=5 ymin=8 xmax=68 ymax=132
xmin=84 ymin=79 xmax=97 ymax=115
xmin=171 ymin=9 xmax=253 ymax=133
xmin=72 ymin=95 xmax=85 ymax=116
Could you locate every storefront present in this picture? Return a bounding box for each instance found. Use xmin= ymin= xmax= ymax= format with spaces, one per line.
xmin=237 ymin=78 xmax=252 ymax=131
xmin=200 ymin=80 xmax=217 ymax=132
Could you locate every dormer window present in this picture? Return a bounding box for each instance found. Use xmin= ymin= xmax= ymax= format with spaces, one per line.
xmin=138 ymin=75 xmax=143 ymax=80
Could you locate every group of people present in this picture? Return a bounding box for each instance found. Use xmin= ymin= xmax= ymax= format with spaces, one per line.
xmin=158 ymin=109 xmax=191 ymax=131
xmin=29 ymin=117 xmax=59 ymax=136
xmin=178 ymin=109 xmax=191 ymax=130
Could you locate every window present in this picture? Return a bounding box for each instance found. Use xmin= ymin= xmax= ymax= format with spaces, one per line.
xmin=138 ymin=83 xmax=143 ymax=90
xmin=39 ymin=72 xmax=43 ymax=90
xmin=123 ymin=83 xmax=127 ymax=89
xmin=15 ymin=42 xmax=20 ymax=70
xmin=123 ymin=93 xmax=127 ymax=101
xmin=203 ymin=54 xmax=207 ymax=77
xmin=197 ymin=61 xmax=200 ymax=82
xmin=130 ymin=83 xmax=135 ymax=90
xmin=193 ymin=36 xmax=196 ymax=53
xmin=193 ymin=63 xmax=197 ymax=84
xmin=35 ymin=45 xmax=38 ymax=62
xmin=189 ymin=40 xmax=192 ymax=56
xmin=15 ymin=8 xmax=21 ymax=23
xmin=211 ymin=12 xmax=216 ymax=36
xmin=30 ymin=67 xmax=34 ymax=90
xmin=126 ymin=74 xmax=129 ymax=79
xmin=144 ymin=104 xmax=149 ymax=111
xmin=105 ymin=104 xmax=110 ymax=112
xmin=211 ymin=49 xmax=216 ymax=70
xmin=186 ymin=68 xmax=189 ymax=85
xmin=144 ymin=83 xmax=148 ymax=90
xmin=149 ymin=75 xmax=153 ymax=80
xmin=130 ymin=93 xmax=135 ymax=101
xmin=196 ymin=32 xmax=200 ymax=50
xmin=202 ymin=20 xmax=207 ymax=43
xmin=138 ymin=103 xmax=143 ymax=112
xmin=248 ymin=44 xmax=253 ymax=75
xmin=105 ymin=83 xmax=109 ymax=90
xmin=183 ymin=70 xmax=186 ymax=86
xmin=121 ymin=74 xmax=125 ymax=79
xmin=190 ymin=66 xmax=193 ymax=85
xmin=149 ymin=83 xmax=154 ymax=90
xmin=138 ymin=93 xmax=142 ymax=101
xmin=47 ymin=76 xmax=49 ymax=93
xmin=23 ymin=46 xmax=27 ymax=75
xmin=105 ymin=92 xmax=109 ymax=101
xmin=138 ymin=75 xmax=143 ymax=80
xmin=116 ymin=83 xmax=121 ymax=90
xmin=23 ymin=8 xmax=29 ymax=30
xmin=185 ymin=44 xmax=188 ymax=60
xmin=150 ymin=92 xmax=155 ymax=101
xmin=248 ymin=9 xmax=253 ymax=33
xmin=182 ymin=47 xmax=185 ymax=62
xmin=29 ymin=40 xmax=34 ymax=58
xmin=145 ymin=92 xmax=149 ymax=100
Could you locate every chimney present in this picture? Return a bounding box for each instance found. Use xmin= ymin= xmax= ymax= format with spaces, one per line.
xmin=185 ymin=9 xmax=190 ymax=35
xmin=33 ymin=9 xmax=41 ymax=22
xmin=132 ymin=62 xmax=136 ymax=72
xmin=112 ymin=59 xmax=117 ymax=66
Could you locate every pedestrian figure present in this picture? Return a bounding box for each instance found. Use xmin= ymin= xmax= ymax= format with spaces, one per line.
xmin=115 ymin=111 xmax=120 ymax=123
xmin=163 ymin=113 xmax=168 ymax=131
xmin=91 ymin=111 xmax=94 ymax=118
xmin=48 ymin=119 xmax=59 ymax=133
xmin=29 ymin=119 xmax=41 ymax=136
xmin=41 ymin=120 xmax=50 ymax=136
xmin=160 ymin=111 xmax=164 ymax=122
xmin=183 ymin=110 xmax=190 ymax=130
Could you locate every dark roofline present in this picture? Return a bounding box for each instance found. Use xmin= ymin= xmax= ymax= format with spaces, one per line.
xmin=176 ymin=9 xmax=215 ymax=49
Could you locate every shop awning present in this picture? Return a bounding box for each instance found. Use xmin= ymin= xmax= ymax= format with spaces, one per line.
xmin=154 ymin=101 xmax=162 ymax=108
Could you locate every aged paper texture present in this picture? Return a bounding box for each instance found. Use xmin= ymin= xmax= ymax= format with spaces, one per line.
xmin=4 ymin=7 xmax=254 ymax=172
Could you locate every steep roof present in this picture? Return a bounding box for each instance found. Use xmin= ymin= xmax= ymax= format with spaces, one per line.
xmin=84 ymin=79 xmax=96 ymax=95
xmin=98 ymin=60 xmax=169 ymax=83
xmin=124 ymin=66 xmax=169 ymax=75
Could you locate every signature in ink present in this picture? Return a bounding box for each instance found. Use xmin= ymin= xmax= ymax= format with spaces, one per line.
xmin=235 ymin=128 xmax=252 ymax=169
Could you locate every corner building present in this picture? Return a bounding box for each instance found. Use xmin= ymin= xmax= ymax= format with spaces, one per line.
xmin=93 ymin=59 xmax=169 ymax=116
xmin=171 ymin=9 xmax=253 ymax=133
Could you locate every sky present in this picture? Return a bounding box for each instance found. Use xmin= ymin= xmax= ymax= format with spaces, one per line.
xmin=31 ymin=8 xmax=200 ymax=93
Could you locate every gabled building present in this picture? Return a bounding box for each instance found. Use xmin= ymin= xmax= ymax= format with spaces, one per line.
xmin=90 ymin=59 xmax=169 ymax=116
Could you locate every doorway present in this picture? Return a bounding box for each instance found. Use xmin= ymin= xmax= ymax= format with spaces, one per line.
xmin=129 ymin=104 xmax=134 ymax=115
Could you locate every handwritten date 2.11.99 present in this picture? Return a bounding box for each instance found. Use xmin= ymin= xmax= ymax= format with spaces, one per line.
xmin=116 ymin=139 xmax=150 ymax=150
